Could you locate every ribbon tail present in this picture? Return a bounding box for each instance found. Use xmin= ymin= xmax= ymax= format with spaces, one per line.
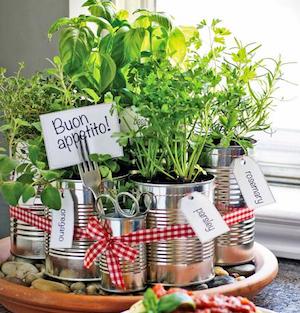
xmin=84 ymin=239 xmax=106 ymax=269
xmin=10 ymin=206 xmax=52 ymax=233
xmin=107 ymin=250 xmax=125 ymax=290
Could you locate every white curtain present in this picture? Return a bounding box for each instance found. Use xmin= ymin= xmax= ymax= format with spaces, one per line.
xmin=113 ymin=0 xmax=156 ymax=12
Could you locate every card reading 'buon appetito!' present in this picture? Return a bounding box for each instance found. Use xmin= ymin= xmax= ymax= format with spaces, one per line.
xmin=40 ymin=103 xmax=123 ymax=170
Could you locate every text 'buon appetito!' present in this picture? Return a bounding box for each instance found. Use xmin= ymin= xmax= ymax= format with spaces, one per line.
xmin=40 ymin=103 xmax=123 ymax=170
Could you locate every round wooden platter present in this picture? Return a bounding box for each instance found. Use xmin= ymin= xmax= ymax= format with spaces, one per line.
xmin=0 ymin=237 xmax=278 ymax=313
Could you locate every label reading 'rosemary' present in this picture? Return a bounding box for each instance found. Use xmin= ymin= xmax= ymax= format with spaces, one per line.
xmin=232 ymin=156 xmax=275 ymax=209
xmin=50 ymin=189 xmax=74 ymax=249
xmin=180 ymin=192 xmax=229 ymax=243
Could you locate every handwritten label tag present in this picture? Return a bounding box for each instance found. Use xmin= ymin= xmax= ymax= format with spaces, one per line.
xmin=50 ymin=190 xmax=74 ymax=249
xmin=232 ymin=156 xmax=275 ymax=208
xmin=180 ymin=192 xmax=229 ymax=243
xmin=40 ymin=103 xmax=123 ymax=169
xmin=120 ymin=107 xmax=148 ymax=132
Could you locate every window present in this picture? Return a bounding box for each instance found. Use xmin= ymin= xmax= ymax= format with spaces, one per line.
xmin=155 ymin=0 xmax=300 ymax=259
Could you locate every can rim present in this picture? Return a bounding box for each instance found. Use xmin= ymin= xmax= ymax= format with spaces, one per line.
xmin=130 ymin=174 xmax=214 ymax=188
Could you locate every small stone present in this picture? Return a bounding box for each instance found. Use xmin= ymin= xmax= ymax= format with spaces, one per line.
xmin=230 ymin=273 xmax=240 ymax=278
xmin=208 ymin=275 xmax=235 ymax=288
xmin=4 ymin=277 xmax=27 ymax=286
xmin=196 ymin=284 xmax=208 ymax=290
xmin=24 ymin=272 xmax=44 ymax=286
xmin=35 ymin=264 xmax=45 ymax=273
xmin=12 ymin=257 xmax=35 ymax=264
xmin=0 ymin=271 xmax=4 ymax=279
xmin=73 ymin=289 xmax=86 ymax=295
xmin=236 ymin=276 xmax=246 ymax=281
xmin=1 ymin=262 xmax=38 ymax=279
xmin=70 ymin=282 xmax=86 ymax=292
xmin=32 ymin=279 xmax=70 ymax=293
xmin=214 ymin=266 xmax=229 ymax=276
xmin=86 ymin=283 xmax=101 ymax=295
xmin=227 ymin=264 xmax=256 ymax=277
xmin=62 ymin=281 xmax=72 ymax=287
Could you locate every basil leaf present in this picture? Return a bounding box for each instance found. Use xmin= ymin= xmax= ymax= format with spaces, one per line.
xmin=157 ymin=293 xmax=195 ymax=313
xmin=143 ymin=288 xmax=158 ymax=313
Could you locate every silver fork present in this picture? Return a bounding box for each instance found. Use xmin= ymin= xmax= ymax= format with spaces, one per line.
xmin=78 ymin=138 xmax=104 ymax=216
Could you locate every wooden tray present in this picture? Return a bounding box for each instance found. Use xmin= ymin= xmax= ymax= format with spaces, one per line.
xmin=0 ymin=237 xmax=278 ymax=313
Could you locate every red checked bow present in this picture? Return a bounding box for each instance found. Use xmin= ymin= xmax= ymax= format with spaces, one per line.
xmin=83 ymin=217 xmax=138 ymax=289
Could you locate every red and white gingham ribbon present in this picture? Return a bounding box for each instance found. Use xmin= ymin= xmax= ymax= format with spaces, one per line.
xmin=9 ymin=206 xmax=90 ymax=240
xmin=84 ymin=206 xmax=254 ymax=289
xmin=10 ymin=205 xmax=254 ymax=290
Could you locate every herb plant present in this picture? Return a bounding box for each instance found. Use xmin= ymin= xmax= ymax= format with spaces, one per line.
xmin=120 ymin=57 xmax=212 ymax=182
xmin=191 ymin=19 xmax=283 ymax=150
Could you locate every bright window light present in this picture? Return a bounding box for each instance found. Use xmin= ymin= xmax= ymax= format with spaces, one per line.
xmin=157 ymin=0 xmax=300 ymax=130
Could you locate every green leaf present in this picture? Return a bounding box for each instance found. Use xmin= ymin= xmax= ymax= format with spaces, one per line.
xmin=143 ymin=288 xmax=158 ymax=313
xmin=0 ymin=182 xmax=25 ymax=206
xmin=16 ymin=162 xmax=30 ymax=174
xmin=84 ymin=16 xmax=113 ymax=33
xmin=22 ymin=185 xmax=36 ymax=203
xmin=83 ymin=88 xmax=100 ymax=103
xmin=15 ymin=118 xmax=31 ymax=127
xmin=59 ymin=26 xmax=92 ymax=75
xmin=0 ymin=124 xmax=12 ymax=132
xmin=167 ymin=27 xmax=186 ymax=62
xmin=32 ymin=122 xmax=42 ymax=132
xmin=76 ymin=52 xmax=116 ymax=94
xmin=41 ymin=170 xmax=61 ymax=181
xmin=134 ymin=10 xmax=173 ymax=31
xmin=116 ymin=9 xmax=129 ymax=21
xmin=41 ymin=186 xmax=61 ymax=210
xmin=82 ymin=0 xmax=97 ymax=7
xmin=17 ymin=173 xmax=34 ymax=184
xmin=48 ymin=17 xmax=73 ymax=39
xmin=0 ymin=156 xmax=18 ymax=179
xmin=99 ymin=165 xmax=110 ymax=178
xmin=36 ymin=161 xmax=46 ymax=170
xmin=157 ymin=293 xmax=195 ymax=313
xmin=111 ymin=27 xmax=146 ymax=68
xmin=28 ymin=145 xmax=39 ymax=165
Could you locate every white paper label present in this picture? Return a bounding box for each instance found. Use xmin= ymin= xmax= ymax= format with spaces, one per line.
xmin=232 ymin=156 xmax=275 ymax=208
xmin=180 ymin=192 xmax=229 ymax=243
xmin=40 ymin=103 xmax=123 ymax=170
xmin=50 ymin=190 xmax=74 ymax=249
xmin=120 ymin=107 xmax=148 ymax=132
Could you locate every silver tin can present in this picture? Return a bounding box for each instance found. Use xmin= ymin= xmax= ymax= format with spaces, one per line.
xmin=202 ymin=145 xmax=255 ymax=265
xmin=10 ymin=195 xmax=45 ymax=260
xmin=45 ymin=180 xmax=100 ymax=281
xmin=99 ymin=214 xmax=147 ymax=293
xmin=132 ymin=176 xmax=215 ymax=287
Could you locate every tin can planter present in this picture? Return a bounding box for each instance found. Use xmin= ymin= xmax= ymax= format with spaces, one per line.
xmin=99 ymin=213 xmax=147 ymax=293
xmin=45 ymin=174 xmax=129 ymax=282
xmin=132 ymin=175 xmax=215 ymax=287
xmin=201 ymin=145 xmax=255 ymax=266
xmin=45 ymin=180 xmax=100 ymax=281
xmin=10 ymin=194 xmax=45 ymax=260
